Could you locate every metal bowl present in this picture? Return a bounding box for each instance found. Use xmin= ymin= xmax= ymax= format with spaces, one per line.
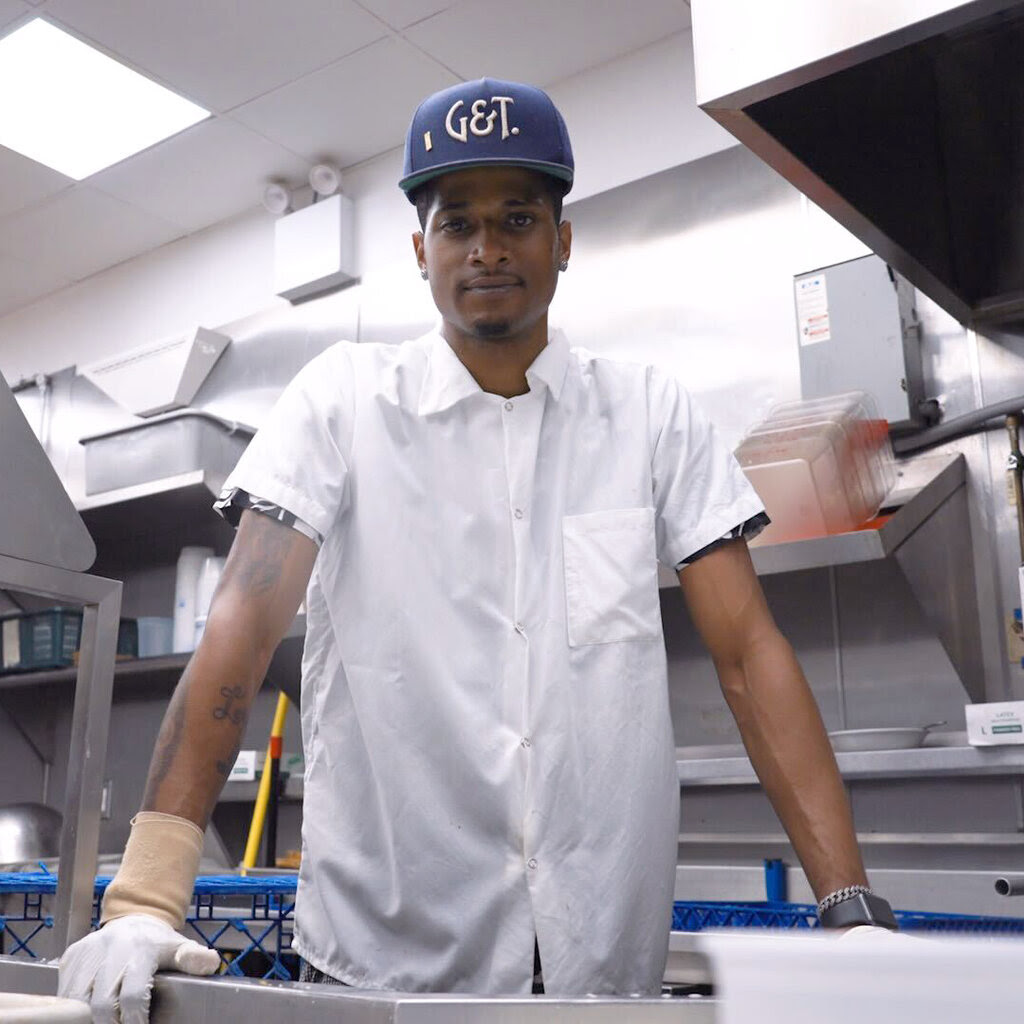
xmin=0 ymin=802 xmax=63 ymax=867
xmin=828 ymin=727 xmax=928 ymax=752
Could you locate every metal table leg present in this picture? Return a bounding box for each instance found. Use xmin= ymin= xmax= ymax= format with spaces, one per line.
xmin=0 ymin=552 xmax=121 ymax=952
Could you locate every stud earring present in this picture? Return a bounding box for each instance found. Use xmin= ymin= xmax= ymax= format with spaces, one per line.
xmin=420 ymin=268 xmax=429 ymax=280
xmin=558 ymin=258 xmax=569 ymax=272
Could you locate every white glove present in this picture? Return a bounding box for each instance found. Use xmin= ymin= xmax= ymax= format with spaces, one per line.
xmin=58 ymin=913 xmax=220 ymax=1024
xmin=836 ymin=924 xmax=912 ymax=940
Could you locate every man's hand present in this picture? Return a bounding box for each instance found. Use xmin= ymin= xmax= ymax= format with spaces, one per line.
xmin=59 ymin=915 xmax=220 ymax=1024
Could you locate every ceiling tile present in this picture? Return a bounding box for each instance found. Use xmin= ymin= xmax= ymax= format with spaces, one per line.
xmin=0 ymin=146 xmax=74 ymax=219
xmin=356 ymin=0 xmax=453 ymax=29
xmin=0 ymin=253 xmax=73 ymax=316
xmin=89 ymin=118 xmax=310 ymax=233
xmin=405 ymin=0 xmax=691 ymax=85
xmin=0 ymin=187 xmax=184 ymax=283
xmin=41 ymin=0 xmax=388 ymax=111
xmin=232 ymin=37 xmax=456 ymax=168
xmin=0 ymin=0 xmax=30 ymax=30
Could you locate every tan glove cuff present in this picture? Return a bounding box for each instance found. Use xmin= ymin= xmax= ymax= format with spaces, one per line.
xmin=100 ymin=811 xmax=203 ymax=931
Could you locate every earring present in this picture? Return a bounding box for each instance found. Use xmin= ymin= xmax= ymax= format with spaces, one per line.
xmin=558 ymin=258 xmax=569 ymax=272
xmin=420 ymin=268 xmax=429 ymax=280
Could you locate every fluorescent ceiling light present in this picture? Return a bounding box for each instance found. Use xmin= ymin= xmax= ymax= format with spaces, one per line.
xmin=0 ymin=19 xmax=210 ymax=180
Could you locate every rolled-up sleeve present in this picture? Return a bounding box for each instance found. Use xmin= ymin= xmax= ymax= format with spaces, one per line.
xmin=215 ymin=344 xmax=354 ymax=542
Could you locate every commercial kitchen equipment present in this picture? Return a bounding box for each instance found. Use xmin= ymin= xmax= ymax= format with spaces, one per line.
xmin=0 ymin=370 xmax=121 ymax=952
xmin=0 ymin=959 xmax=719 ymax=1023
xmin=0 ymin=803 xmax=62 ymax=866
xmin=691 ymin=0 xmax=1024 ymax=327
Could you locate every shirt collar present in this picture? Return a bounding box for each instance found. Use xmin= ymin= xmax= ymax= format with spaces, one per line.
xmin=418 ymin=328 xmax=571 ymax=416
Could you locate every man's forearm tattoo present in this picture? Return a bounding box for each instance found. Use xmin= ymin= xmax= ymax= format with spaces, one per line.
xmin=236 ymin=515 xmax=293 ymax=596
xmin=216 ymin=743 xmax=241 ymax=778
xmin=143 ymin=688 xmax=188 ymax=805
xmin=213 ymin=684 xmax=246 ymax=725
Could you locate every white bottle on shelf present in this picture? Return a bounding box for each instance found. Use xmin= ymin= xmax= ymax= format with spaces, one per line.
xmin=172 ymin=546 xmax=213 ymax=652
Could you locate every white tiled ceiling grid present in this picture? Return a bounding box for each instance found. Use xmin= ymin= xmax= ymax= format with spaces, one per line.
xmin=0 ymin=0 xmax=692 ymax=319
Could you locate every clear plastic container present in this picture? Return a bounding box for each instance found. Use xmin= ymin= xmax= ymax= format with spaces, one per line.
xmin=737 ymin=427 xmax=859 ymax=542
xmin=768 ymin=392 xmax=895 ymax=510
xmin=736 ymin=391 xmax=894 ymax=544
xmin=748 ymin=419 xmax=871 ymax=514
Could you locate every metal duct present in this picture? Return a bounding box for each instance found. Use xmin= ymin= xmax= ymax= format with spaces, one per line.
xmin=692 ymin=0 xmax=1024 ymax=326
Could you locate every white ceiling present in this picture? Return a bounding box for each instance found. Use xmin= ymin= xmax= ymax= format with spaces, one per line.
xmin=0 ymin=0 xmax=691 ymax=319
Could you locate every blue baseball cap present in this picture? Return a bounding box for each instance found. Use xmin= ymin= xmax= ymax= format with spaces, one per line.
xmin=399 ymin=77 xmax=574 ymax=201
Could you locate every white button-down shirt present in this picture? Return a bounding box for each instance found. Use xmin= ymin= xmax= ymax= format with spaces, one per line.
xmin=219 ymin=329 xmax=763 ymax=995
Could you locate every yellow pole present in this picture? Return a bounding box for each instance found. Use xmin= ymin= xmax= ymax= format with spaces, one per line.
xmin=241 ymin=690 xmax=290 ymax=872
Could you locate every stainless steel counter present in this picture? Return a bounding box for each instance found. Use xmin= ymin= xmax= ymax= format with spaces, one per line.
xmin=677 ymin=743 xmax=1024 ymax=786
xmin=0 ymin=959 xmax=717 ymax=1023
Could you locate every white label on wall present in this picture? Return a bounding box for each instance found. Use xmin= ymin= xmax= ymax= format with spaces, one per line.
xmin=796 ymin=274 xmax=831 ymax=345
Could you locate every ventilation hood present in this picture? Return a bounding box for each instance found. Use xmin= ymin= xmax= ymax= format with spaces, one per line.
xmin=80 ymin=327 xmax=230 ymax=418
xmin=691 ymin=0 xmax=1024 ymax=326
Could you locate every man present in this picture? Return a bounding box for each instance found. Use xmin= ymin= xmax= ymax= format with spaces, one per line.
xmin=60 ymin=78 xmax=894 ymax=1022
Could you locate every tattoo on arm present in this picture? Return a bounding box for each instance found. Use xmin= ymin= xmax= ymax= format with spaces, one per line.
xmin=234 ymin=514 xmax=294 ymax=596
xmin=143 ymin=688 xmax=188 ymax=806
xmin=213 ymin=684 xmax=246 ymax=725
xmin=212 ymin=686 xmax=247 ymax=776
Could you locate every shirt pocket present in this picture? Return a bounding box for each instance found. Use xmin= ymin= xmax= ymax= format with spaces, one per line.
xmin=562 ymin=507 xmax=662 ymax=647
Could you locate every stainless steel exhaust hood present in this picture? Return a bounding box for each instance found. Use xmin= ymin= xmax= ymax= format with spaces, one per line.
xmin=691 ymin=1 xmax=1024 ymax=326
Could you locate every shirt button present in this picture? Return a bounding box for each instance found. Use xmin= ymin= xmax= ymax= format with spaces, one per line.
xmin=521 ymin=737 xmax=532 ymax=748
xmin=527 ymin=858 xmax=538 ymax=870
xmin=504 ymin=401 xmax=514 ymax=411
xmin=514 ymin=622 xmax=525 ymax=634
xmin=513 ymin=508 xmax=524 ymax=520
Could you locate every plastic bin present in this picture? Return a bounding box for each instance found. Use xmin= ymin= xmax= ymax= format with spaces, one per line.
xmin=672 ymin=900 xmax=1024 ymax=935
xmin=13 ymin=609 xmax=82 ymax=672
xmin=736 ymin=391 xmax=895 ymax=545
xmin=0 ymin=609 xmax=138 ymax=674
xmin=0 ymin=871 xmax=298 ymax=980
xmin=136 ymin=616 xmax=174 ymax=657
xmin=81 ymin=411 xmax=253 ymax=496
xmin=768 ymin=392 xmax=895 ymax=508
xmin=738 ymin=421 xmax=863 ymax=536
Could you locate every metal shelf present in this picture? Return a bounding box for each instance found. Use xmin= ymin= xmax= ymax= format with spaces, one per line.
xmin=0 ymin=615 xmax=306 ymax=698
xmin=75 ymin=470 xmax=234 ymax=571
xmin=677 ymin=743 xmax=1024 ymax=787
xmin=74 ymin=469 xmax=223 ymax=514
xmin=659 ymin=452 xmax=965 ymax=584
xmin=219 ymin=776 xmax=304 ymax=803
xmin=0 ymin=653 xmax=189 ymax=691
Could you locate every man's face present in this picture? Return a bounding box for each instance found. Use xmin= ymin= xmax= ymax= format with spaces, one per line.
xmin=412 ymin=166 xmax=572 ymax=346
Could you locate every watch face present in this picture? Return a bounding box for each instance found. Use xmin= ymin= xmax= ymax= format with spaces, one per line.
xmin=821 ymin=892 xmax=898 ymax=931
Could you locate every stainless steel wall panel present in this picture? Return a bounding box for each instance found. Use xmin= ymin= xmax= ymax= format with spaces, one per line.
xmin=665 ymin=568 xmax=843 ymax=749
xmin=849 ymin=777 xmax=1024 ymax=834
xmin=551 ymin=146 xmax=804 ymax=450
xmin=833 ymin=559 xmax=973 ymax=729
xmin=892 ymin=482 xmax=986 ymax=700
xmin=970 ymin=324 xmax=1024 ymax=700
xmin=679 ymin=785 xmax=789 ymax=836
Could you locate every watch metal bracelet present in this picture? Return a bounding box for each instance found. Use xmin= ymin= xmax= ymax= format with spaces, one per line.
xmin=817 ymin=884 xmax=871 ymax=915
xmin=818 ymin=891 xmax=899 ymax=931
